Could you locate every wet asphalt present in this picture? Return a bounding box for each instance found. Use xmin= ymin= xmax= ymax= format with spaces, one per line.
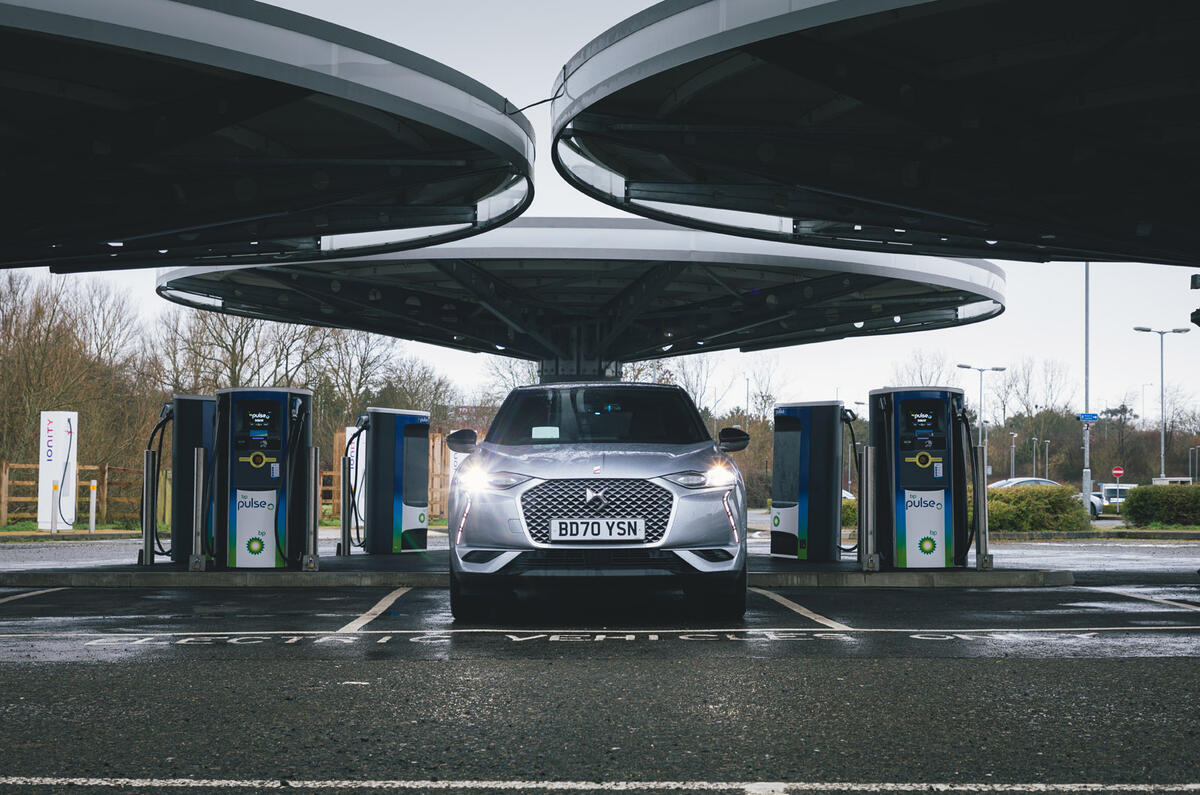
xmin=0 ymin=541 xmax=1197 ymax=793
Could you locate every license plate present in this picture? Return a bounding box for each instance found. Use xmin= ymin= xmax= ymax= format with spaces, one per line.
xmin=549 ymin=518 xmax=645 ymax=541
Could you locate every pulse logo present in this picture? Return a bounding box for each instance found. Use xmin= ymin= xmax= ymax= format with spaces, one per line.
xmin=905 ymin=496 xmax=943 ymax=511
xmin=237 ymin=497 xmax=275 ymax=510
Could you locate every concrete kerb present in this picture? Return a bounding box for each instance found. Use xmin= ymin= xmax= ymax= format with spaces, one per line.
xmin=0 ymin=569 xmax=1073 ymax=589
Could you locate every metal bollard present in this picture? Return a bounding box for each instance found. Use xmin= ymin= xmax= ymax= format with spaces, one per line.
xmin=860 ymin=446 xmax=880 ymax=572
xmin=975 ymin=443 xmax=993 ymax=570
xmin=89 ymin=480 xmax=97 ymax=534
xmin=50 ymin=480 xmax=59 ymax=535
xmin=302 ymin=446 xmax=320 ymax=571
xmin=339 ymin=456 xmax=352 ymax=556
xmin=140 ymin=450 xmax=157 ymax=565
xmin=189 ymin=447 xmax=207 ymax=572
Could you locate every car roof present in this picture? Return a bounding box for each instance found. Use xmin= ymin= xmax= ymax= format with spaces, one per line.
xmin=513 ymin=381 xmax=684 ymax=391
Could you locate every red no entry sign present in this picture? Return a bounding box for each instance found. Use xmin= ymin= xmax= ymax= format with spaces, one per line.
xmin=1112 ymin=466 xmax=1125 ymax=478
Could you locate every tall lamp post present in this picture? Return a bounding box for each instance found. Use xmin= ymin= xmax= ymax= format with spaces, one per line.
xmin=1009 ymin=432 xmax=1018 ymax=479
xmin=956 ymin=363 xmax=1007 ymax=425
xmin=1031 ymin=437 xmax=1038 ymax=477
xmin=1044 ymin=439 xmax=1050 ymax=479
xmin=1133 ymin=326 xmax=1190 ymax=478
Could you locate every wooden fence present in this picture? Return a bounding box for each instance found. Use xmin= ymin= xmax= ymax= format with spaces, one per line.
xmin=1 ymin=432 xmax=460 ymax=527
xmin=0 ymin=461 xmax=142 ymax=526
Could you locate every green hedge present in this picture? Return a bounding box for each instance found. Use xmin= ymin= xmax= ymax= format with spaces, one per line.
xmin=835 ymin=488 xmax=1090 ymax=532
xmin=985 ymin=485 xmax=1090 ymax=533
xmin=1121 ymin=485 xmax=1200 ymax=526
xmin=841 ymin=499 xmax=857 ymax=528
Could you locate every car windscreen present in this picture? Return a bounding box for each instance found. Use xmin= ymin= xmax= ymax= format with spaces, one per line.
xmin=487 ymin=387 xmax=710 ymax=445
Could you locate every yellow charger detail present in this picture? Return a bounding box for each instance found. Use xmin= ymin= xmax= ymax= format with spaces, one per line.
xmin=238 ymin=451 xmax=277 ymax=469
xmin=903 ymin=451 xmax=943 ymax=469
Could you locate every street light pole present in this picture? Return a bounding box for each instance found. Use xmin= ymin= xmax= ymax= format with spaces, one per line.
xmin=1010 ymin=433 xmax=1017 ymax=479
xmin=1044 ymin=439 xmax=1050 ymax=479
xmin=1133 ymin=326 xmax=1191 ymax=478
xmin=956 ymin=363 xmax=1007 ymax=426
xmin=1032 ymin=437 xmax=1038 ymax=477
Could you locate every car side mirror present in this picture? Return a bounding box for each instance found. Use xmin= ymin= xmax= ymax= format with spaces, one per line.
xmin=446 ymin=428 xmax=477 ymax=454
xmin=718 ymin=427 xmax=749 ymax=452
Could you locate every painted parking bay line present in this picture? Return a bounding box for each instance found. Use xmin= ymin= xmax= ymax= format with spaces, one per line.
xmin=1089 ymin=586 xmax=1200 ymax=614
xmin=0 ymin=777 xmax=1198 ymax=792
xmin=749 ymin=588 xmax=851 ymax=630
xmin=336 ymin=587 xmax=411 ymax=633
xmin=0 ymin=588 xmax=65 ymax=605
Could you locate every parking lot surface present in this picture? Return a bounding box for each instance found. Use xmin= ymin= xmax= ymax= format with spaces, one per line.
xmin=0 ymin=541 xmax=1196 ymax=793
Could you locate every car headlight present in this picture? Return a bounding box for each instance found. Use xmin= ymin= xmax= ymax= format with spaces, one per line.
xmin=664 ymin=465 xmax=737 ymax=489
xmin=457 ymin=466 xmax=530 ymax=493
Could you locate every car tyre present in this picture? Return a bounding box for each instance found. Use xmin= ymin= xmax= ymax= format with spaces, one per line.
xmin=689 ymin=566 xmax=747 ymax=620
xmin=450 ymin=569 xmax=487 ymax=621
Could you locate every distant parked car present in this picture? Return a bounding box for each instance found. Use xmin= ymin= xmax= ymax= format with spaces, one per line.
xmin=842 ymin=489 xmax=855 ymax=501
xmin=1096 ymin=482 xmax=1138 ymax=509
xmin=988 ymin=477 xmax=1101 ymax=518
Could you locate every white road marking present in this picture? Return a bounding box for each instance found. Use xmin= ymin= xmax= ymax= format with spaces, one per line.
xmin=336 ymin=587 xmax=411 ymax=633
xmin=0 ymin=588 xmax=65 ymax=605
xmin=0 ymin=777 xmax=1196 ymax=792
xmin=0 ymin=624 xmax=1197 ymax=640
xmin=1089 ymin=587 xmax=1200 ymax=614
xmin=749 ymin=588 xmax=851 ymax=630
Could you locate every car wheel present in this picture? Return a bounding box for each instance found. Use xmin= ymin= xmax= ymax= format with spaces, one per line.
xmin=688 ymin=566 xmax=747 ymax=620
xmin=449 ymin=568 xmax=487 ymax=621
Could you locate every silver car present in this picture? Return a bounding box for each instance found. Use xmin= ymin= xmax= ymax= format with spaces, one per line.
xmin=446 ymin=382 xmax=749 ymax=619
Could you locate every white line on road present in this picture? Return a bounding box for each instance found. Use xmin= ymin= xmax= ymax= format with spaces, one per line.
xmin=336 ymin=587 xmax=411 ymax=633
xmin=749 ymin=588 xmax=851 ymax=630
xmin=0 ymin=588 xmax=65 ymax=605
xmin=1088 ymin=587 xmax=1200 ymax=614
xmin=0 ymin=777 xmax=1196 ymax=792
xmin=0 ymin=624 xmax=1198 ymax=640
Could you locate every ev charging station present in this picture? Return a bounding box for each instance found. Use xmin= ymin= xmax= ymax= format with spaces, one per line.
xmin=213 ymin=388 xmax=313 ymax=569
xmin=358 ymin=407 xmax=430 ymax=554
xmin=169 ymin=395 xmax=215 ymax=564
xmin=868 ymin=386 xmax=982 ymax=570
xmin=769 ymin=401 xmax=845 ymax=562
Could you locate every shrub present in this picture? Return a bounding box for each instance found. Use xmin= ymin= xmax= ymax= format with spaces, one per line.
xmin=744 ymin=469 xmax=770 ymax=509
xmin=1122 ymin=485 xmax=1200 ymax=527
xmin=985 ymin=485 xmax=1090 ymax=533
xmin=841 ymin=498 xmax=857 ymax=528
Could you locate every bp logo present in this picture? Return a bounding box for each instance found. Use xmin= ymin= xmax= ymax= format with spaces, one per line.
xmin=419 ymin=512 xmax=427 ymax=523
xmin=772 ymin=515 xmax=780 ymax=527
xmin=246 ymin=536 xmax=265 ymax=555
xmin=918 ymin=536 xmax=937 ymax=555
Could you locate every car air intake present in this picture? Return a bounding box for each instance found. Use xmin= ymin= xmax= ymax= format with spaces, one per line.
xmin=694 ymin=549 xmax=734 ymax=562
xmin=462 ymin=550 xmax=504 ymax=563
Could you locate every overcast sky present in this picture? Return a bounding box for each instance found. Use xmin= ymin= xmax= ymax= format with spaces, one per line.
xmin=93 ymin=0 xmax=1200 ymax=423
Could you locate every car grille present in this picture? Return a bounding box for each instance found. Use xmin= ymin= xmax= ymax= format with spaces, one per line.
xmin=520 ymin=478 xmax=673 ymax=544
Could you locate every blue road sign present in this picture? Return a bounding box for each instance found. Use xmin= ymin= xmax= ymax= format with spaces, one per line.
xmin=1078 ymin=413 xmax=1099 ymax=422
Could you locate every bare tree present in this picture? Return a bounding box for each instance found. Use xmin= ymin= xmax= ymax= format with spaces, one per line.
xmin=322 ymin=330 xmax=395 ymax=417
xmin=748 ymin=355 xmax=779 ymax=421
xmin=377 ymin=354 xmax=461 ymax=416
xmin=72 ymin=278 xmax=141 ymax=369
xmin=483 ymin=355 xmax=539 ymax=399
xmin=1003 ymin=357 xmax=1074 ymax=417
xmin=197 ymin=313 xmax=266 ymax=388
xmin=890 ymin=348 xmax=954 ymax=387
xmin=623 ymin=359 xmax=675 ymax=385
xmin=672 ymin=352 xmax=732 ymax=413
xmin=254 ymin=322 xmax=334 ymax=388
